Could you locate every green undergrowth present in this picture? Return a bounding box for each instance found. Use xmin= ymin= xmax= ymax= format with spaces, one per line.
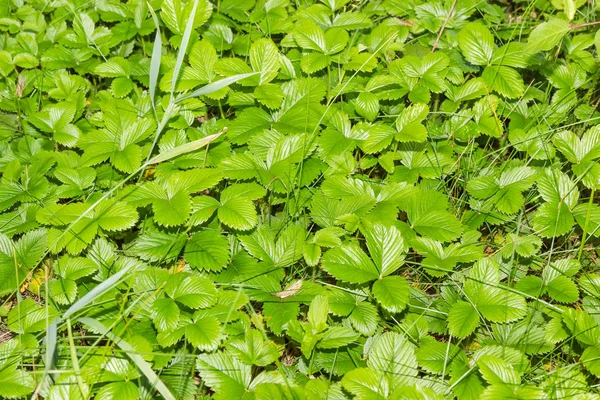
xmin=1 ymin=0 xmax=600 ymax=398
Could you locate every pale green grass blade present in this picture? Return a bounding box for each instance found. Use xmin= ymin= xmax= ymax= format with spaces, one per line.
xmin=175 ymin=72 xmax=259 ymax=102
xmin=63 ymin=263 xmax=134 ymax=319
xmin=147 ymin=129 xmax=225 ymax=164
xmin=79 ymin=317 xmax=176 ymax=400
xmin=45 ymin=319 xmax=58 ymax=372
xmin=147 ymin=3 xmax=162 ymax=114
xmin=170 ymin=0 xmax=198 ymax=97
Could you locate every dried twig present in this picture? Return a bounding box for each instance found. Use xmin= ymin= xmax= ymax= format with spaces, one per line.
xmin=570 ymin=21 xmax=600 ymax=30
xmin=432 ymin=0 xmax=457 ymax=52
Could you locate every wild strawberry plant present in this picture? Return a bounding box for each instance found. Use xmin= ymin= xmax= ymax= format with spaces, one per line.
xmin=1 ymin=0 xmax=600 ymax=398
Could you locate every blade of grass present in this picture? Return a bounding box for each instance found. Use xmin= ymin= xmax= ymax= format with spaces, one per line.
xmin=175 ymin=72 xmax=259 ymax=102
xmin=170 ymin=0 xmax=199 ymax=99
xmin=147 ymin=129 xmax=225 ymax=164
xmin=63 ymin=263 xmax=134 ymax=319
xmin=66 ymin=318 xmax=87 ymax=398
xmin=147 ymin=3 xmax=162 ymax=116
xmin=578 ymin=188 xmax=596 ymax=261
xmin=79 ymin=317 xmax=176 ymax=400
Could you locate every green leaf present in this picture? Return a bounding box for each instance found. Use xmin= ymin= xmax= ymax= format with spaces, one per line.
xmin=303 ymin=243 xmax=321 ymax=267
xmin=161 ymin=0 xmax=212 ymax=35
xmin=263 ymin=302 xmax=299 ymax=335
xmin=152 ymin=190 xmax=191 ymax=227
xmin=582 ymin=345 xmax=600 ymax=377
xmin=49 ymin=279 xmax=78 ymax=305
xmin=129 ymin=231 xmax=187 ymax=262
xmin=227 ymin=330 xmax=279 ymax=366
xmin=395 ymin=103 xmax=429 ymax=142
xmin=503 ymin=234 xmax=542 ymax=258
xmin=372 ymin=276 xmax=410 ymax=313
xmin=477 ymin=355 xmax=520 ymax=385
xmin=151 ymin=298 xmax=180 ymax=332
xmin=349 ymin=301 xmax=378 ymax=336
xmin=197 ymin=352 xmax=251 ymax=398
xmin=185 ymin=230 xmax=229 ymax=271
xmin=341 ymin=368 xmax=388 ymax=399
xmin=318 ymin=326 xmax=359 ymax=349
xmin=254 ymin=84 xmax=284 ymax=109
xmin=482 ymin=66 xmax=524 ymax=98
xmin=573 ymin=203 xmax=600 ymax=237
xmin=0 ymin=230 xmax=47 ymax=295
xmin=416 ymin=336 xmax=464 ymax=374
xmin=166 ymin=274 xmax=218 ymax=309
xmin=532 ymin=202 xmax=574 ymax=238
xmin=250 ymin=38 xmax=280 ymax=85
xmin=458 ymin=22 xmax=496 ymax=65
xmin=355 ymin=92 xmax=379 ymax=121
xmin=218 ymin=197 xmax=258 ymax=231
xmin=555 ymin=0 xmax=578 ymax=20
xmin=185 ymin=316 xmax=222 ymax=350
xmin=321 ymin=243 xmax=378 ymax=283
xmin=308 ymin=295 xmax=329 ymax=332
xmin=368 ymin=331 xmax=418 ymax=389
xmin=515 ymin=276 xmax=545 ymax=297
xmin=7 ymin=299 xmax=59 ymax=333
xmin=111 ymin=77 xmax=133 ymax=98
xmin=189 ymin=196 xmax=221 ymax=226
xmin=294 ymin=20 xmax=327 ymax=53
xmin=0 ymin=368 xmax=35 ymax=399
xmin=410 ymin=210 xmax=463 ymax=242
xmin=95 ymin=200 xmax=138 ymax=231
xmin=79 ymin=318 xmax=176 ymax=400
xmin=476 ymin=288 xmax=527 ymax=323
xmin=95 ymin=381 xmax=139 ymax=400
xmin=448 ymin=301 xmax=480 ymax=338
xmin=525 ymin=18 xmax=571 ymax=53
xmin=547 ymin=276 xmax=579 ymax=303
xmin=363 ymin=223 xmax=406 ymax=276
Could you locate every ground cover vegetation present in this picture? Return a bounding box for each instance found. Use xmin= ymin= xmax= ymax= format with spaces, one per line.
xmin=1 ymin=0 xmax=600 ymax=398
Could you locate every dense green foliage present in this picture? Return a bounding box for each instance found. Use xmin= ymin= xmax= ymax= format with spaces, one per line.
xmin=1 ymin=0 xmax=600 ymax=398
